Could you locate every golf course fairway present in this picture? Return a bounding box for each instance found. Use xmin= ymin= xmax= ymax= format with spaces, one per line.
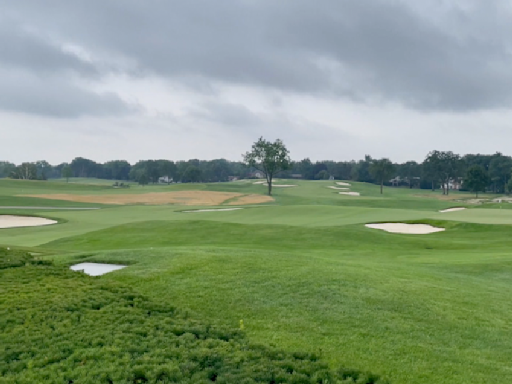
xmin=1 ymin=178 xmax=511 ymax=383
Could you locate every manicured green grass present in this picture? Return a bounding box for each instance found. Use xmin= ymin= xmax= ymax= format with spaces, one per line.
xmin=45 ymin=221 xmax=512 ymax=384
xmin=3 ymin=178 xmax=512 ymax=383
xmin=48 ymin=177 xmax=137 ymax=185
xmin=2 ymin=252 xmax=381 ymax=384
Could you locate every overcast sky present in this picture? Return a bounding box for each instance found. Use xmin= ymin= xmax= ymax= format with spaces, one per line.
xmin=1 ymin=0 xmax=512 ymax=164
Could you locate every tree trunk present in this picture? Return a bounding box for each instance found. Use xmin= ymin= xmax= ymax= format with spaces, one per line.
xmin=267 ymin=176 xmax=272 ymax=196
xmin=432 ymin=180 xmax=435 ymax=192
xmin=442 ymin=178 xmax=448 ymax=195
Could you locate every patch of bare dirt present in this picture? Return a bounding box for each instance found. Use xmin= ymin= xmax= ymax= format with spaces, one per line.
xmin=225 ymin=194 xmax=275 ymax=205
xmin=414 ymin=194 xmax=465 ymax=201
xmin=22 ymin=191 xmax=273 ymax=206
xmin=457 ymin=199 xmax=487 ymax=205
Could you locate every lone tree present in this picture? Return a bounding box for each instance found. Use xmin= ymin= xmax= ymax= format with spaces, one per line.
xmin=243 ymin=137 xmax=291 ymax=196
xmin=138 ymin=172 xmax=149 ymax=186
xmin=61 ymin=165 xmax=73 ymax=182
xmin=369 ymin=158 xmax=394 ymax=194
xmin=464 ymin=165 xmax=489 ymax=198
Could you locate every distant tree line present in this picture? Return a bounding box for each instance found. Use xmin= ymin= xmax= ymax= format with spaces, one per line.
xmin=2 ymin=151 xmax=512 ymax=195
xmin=0 ymin=158 xmax=248 ymax=185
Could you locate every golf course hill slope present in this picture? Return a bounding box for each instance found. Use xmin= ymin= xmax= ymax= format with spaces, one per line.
xmin=3 ymin=178 xmax=512 ymax=383
xmin=0 ymin=248 xmax=386 ymax=384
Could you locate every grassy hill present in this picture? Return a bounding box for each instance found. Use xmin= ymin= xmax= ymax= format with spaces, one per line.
xmin=1 ymin=178 xmax=512 ymax=383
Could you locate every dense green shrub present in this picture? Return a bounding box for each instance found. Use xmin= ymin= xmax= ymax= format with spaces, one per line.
xmin=0 ymin=253 xmax=387 ymax=384
xmin=0 ymin=247 xmax=51 ymax=270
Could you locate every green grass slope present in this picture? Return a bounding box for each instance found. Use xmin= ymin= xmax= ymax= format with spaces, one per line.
xmin=2 ymin=179 xmax=512 ymax=383
xmin=0 ymin=250 xmax=385 ymax=384
xmin=43 ymin=219 xmax=512 ymax=384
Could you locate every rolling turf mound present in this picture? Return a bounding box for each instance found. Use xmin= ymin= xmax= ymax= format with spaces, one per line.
xmin=0 ymin=249 xmax=385 ymax=384
xmin=3 ymin=179 xmax=512 ymax=383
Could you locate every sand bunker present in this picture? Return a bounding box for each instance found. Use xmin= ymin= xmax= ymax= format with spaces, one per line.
xmin=493 ymin=197 xmax=512 ymax=203
xmin=0 ymin=215 xmax=57 ymax=229
xmin=439 ymin=207 xmax=466 ymax=213
xmin=336 ymin=182 xmax=351 ymax=186
xmin=182 ymin=208 xmax=243 ymax=213
xmin=339 ymin=192 xmax=360 ymax=196
xmin=22 ymin=191 xmax=274 ymax=206
xmin=327 ymin=186 xmax=349 ymax=190
xmin=365 ymin=223 xmax=445 ymax=234
xmin=254 ymin=182 xmax=297 ymax=187
xmin=253 ymin=181 xmax=267 ymax=185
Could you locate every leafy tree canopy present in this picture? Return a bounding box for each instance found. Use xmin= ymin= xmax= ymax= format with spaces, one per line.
xmin=369 ymin=158 xmax=394 ymax=194
xmin=243 ymin=137 xmax=291 ymax=196
xmin=464 ymin=165 xmax=489 ymax=198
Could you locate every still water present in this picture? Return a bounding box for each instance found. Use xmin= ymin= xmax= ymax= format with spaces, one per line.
xmin=70 ymin=263 xmax=127 ymax=276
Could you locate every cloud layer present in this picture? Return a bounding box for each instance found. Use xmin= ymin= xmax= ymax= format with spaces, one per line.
xmin=1 ymin=0 xmax=512 ymax=163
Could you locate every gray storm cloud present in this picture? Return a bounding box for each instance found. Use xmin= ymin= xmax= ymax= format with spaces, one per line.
xmin=1 ymin=1 xmax=512 ymax=165
xmin=1 ymin=0 xmax=511 ymax=113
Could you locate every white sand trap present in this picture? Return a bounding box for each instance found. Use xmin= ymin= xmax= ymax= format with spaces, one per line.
xmin=339 ymin=192 xmax=360 ymax=196
xmin=70 ymin=263 xmax=126 ymax=276
xmin=254 ymin=182 xmax=298 ymax=188
xmin=327 ymin=186 xmax=350 ymax=190
xmin=254 ymin=182 xmax=297 ymax=187
xmin=182 ymin=208 xmax=243 ymax=213
xmin=492 ymin=197 xmax=512 ymax=203
xmin=336 ymin=182 xmax=351 ymax=186
xmin=439 ymin=207 xmax=466 ymax=213
xmin=365 ymin=223 xmax=445 ymax=234
xmin=0 ymin=215 xmax=57 ymax=229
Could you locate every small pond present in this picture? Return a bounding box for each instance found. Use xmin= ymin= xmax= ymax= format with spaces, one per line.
xmin=70 ymin=263 xmax=127 ymax=276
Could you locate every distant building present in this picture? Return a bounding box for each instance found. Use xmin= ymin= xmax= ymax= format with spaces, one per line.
xmin=249 ymin=171 xmax=264 ymax=179
xmin=445 ymin=178 xmax=462 ymax=190
xmin=158 ymin=176 xmax=173 ymax=184
xmin=389 ymin=176 xmax=421 ymax=188
xmin=389 ymin=176 xmax=402 ymax=187
xmin=329 ymin=175 xmax=334 ymax=181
